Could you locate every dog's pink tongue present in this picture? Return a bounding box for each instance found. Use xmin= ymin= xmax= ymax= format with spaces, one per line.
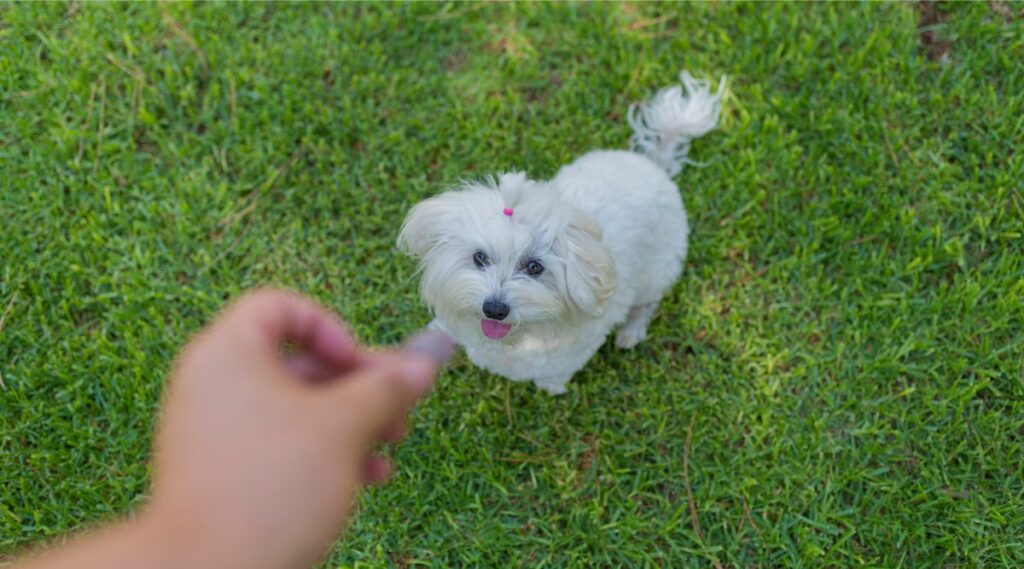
xmin=481 ymin=319 xmax=511 ymax=340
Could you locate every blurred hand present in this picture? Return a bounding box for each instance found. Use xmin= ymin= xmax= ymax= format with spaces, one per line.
xmin=14 ymin=292 xmax=453 ymax=569
xmin=141 ymin=289 xmax=453 ymax=569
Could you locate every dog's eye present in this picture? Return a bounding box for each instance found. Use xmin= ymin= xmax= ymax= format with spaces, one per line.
xmin=473 ymin=251 xmax=490 ymax=268
xmin=525 ymin=260 xmax=544 ymax=277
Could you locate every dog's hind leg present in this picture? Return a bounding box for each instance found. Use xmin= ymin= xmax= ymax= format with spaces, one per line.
xmin=615 ymin=301 xmax=659 ymax=349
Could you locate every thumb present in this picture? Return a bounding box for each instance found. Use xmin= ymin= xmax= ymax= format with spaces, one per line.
xmin=325 ymin=331 xmax=454 ymax=441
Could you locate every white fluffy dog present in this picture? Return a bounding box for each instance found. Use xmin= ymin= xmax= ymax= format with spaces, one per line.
xmin=398 ymin=72 xmax=725 ymax=394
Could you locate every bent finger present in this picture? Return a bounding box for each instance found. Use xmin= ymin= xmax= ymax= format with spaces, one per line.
xmin=362 ymin=456 xmax=393 ymax=486
xmin=222 ymin=288 xmax=360 ymax=372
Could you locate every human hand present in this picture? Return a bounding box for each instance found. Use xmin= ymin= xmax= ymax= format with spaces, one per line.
xmin=143 ymin=289 xmax=453 ymax=569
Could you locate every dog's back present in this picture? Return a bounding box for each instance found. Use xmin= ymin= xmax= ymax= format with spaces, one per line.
xmin=554 ymin=150 xmax=689 ymax=312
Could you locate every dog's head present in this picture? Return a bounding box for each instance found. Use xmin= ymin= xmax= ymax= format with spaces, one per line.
xmin=398 ymin=173 xmax=616 ymax=343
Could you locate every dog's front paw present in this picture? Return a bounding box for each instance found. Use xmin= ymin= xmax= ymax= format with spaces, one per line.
xmin=534 ymin=379 xmax=569 ymax=396
xmin=540 ymin=384 xmax=568 ymax=396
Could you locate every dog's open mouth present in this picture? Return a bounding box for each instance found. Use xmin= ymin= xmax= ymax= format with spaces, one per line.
xmin=480 ymin=319 xmax=511 ymax=340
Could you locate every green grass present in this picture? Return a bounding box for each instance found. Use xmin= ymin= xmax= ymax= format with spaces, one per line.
xmin=2 ymin=2 xmax=1023 ymax=566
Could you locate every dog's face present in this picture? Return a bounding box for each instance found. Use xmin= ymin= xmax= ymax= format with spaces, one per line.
xmin=398 ymin=173 xmax=616 ymax=343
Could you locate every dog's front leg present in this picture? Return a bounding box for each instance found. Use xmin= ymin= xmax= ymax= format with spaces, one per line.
xmin=426 ymin=319 xmax=450 ymax=334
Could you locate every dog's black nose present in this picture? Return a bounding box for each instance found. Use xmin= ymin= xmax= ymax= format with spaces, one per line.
xmin=482 ymin=299 xmax=510 ymax=321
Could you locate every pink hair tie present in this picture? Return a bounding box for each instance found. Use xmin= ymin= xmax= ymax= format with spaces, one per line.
xmin=502 ymin=207 xmax=514 ymax=217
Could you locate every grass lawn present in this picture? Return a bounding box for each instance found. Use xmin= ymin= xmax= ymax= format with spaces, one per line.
xmin=2 ymin=2 xmax=1023 ymax=566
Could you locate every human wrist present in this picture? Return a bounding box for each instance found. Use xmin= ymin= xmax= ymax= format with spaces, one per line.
xmin=11 ymin=510 xmax=228 ymax=569
xmin=134 ymin=506 xmax=268 ymax=569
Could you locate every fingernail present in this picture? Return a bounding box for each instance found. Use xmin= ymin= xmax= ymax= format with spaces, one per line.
xmin=402 ymin=330 xmax=455 ymax=366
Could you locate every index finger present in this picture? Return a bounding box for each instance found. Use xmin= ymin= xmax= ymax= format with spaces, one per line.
xmin=222 ymin=288 xmax=360 ymax=372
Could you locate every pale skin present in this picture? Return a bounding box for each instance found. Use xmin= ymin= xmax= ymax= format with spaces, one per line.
xmin=13 ymin=289 xmax=454 ymax=569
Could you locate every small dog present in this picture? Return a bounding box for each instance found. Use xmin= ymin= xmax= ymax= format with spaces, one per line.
xmin=398 ymin=72 xmax=725 ymax=394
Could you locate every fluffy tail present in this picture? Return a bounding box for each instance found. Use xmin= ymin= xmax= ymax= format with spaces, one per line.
xmin=628 ymin=71 xmax=726 ymax=177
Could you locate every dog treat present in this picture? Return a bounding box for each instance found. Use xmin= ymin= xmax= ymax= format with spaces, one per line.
xmin=402 ymin=329 xmax=455 ymax=366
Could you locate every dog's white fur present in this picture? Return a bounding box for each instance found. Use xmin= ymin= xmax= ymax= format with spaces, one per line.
xmin=398 ymin=72 xmax=725 ymax=394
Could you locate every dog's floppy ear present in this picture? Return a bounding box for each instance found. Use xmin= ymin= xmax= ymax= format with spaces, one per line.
xmin=557 ymin=210 xmax=617 ymax=317
xmin=397 ymin=193 xmax=458 ymax=260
